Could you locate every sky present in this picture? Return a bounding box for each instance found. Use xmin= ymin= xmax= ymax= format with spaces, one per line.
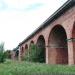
xmin=0 ymin=0 xmax=67 ymax=50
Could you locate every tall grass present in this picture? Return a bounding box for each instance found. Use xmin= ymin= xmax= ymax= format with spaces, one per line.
xmin=0 ymin=60 xmax=75 ymax=75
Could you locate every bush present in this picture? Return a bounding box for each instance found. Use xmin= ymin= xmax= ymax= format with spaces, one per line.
xmin=24 ymin=44 xmax=37 ymax=62
xmin=4 ymin=50 xmax=11 ymax=59
xmin=0 ymin=42 xmax=6 ymax=63
xmin=24 ymin=44 xmax=45 ymax=63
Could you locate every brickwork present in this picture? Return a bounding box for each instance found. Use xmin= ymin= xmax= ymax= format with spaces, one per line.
xmin=19 ymin=4 xmax=75 ymax=65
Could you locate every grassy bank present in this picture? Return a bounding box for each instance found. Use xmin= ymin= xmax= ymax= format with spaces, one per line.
xmin=0 ymin=60 xmax=75 ymax=75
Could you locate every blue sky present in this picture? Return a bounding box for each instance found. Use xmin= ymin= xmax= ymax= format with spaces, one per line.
xmin=0 ymin=0 xmax=44 ymax=11
xmin=0 ymin=0 xmax=67 ymax=50
xmin=25 ymin=3 xmax=44 ymax=11
xmin=0 ymin=1 xmax=7 ymax=10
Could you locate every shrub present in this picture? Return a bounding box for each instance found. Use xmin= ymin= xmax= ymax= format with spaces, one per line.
xmin=24 ymin=44 xmax=45 ymax=63
xmin=4 ymin=50 xmax=11 ymax=59
xmin=24 ymin=44 xmax=37 ymax=62
xmin=0 ymin=42 xmax=6 ymax=63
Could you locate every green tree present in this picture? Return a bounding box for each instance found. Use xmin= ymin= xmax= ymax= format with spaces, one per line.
xmin=24 ymin=44 xmax=45 ymax=63
xmin=0 ymin=42 xmax=6 ymax=63
xmin=24 ymin=44 xmax=37 ymax=62
xmin=4 ymin=50 xmax=11 ymax=59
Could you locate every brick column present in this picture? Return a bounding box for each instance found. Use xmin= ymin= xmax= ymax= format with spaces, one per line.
xmin=68 ymin=39 xmax=74 ymax=65
xmin=19 ymin=47 xmax=22 ymax=61
xmin=46 ymin=47 xmax=48 ymax=64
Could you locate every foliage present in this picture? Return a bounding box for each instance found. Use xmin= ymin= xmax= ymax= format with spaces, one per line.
xmin=0 ymin=51 xmax=5 ymax=63
xmin=4 ymin=50 xmax=11 ymax=59
xmin=24 ymin=44 xmax=45 ymax=63
xmin=0 ymin=42 xmax=6 ymax=63
xmin=0 ymin=60 xmax=75 ymax=75
xmin=36 ymin=46 xmax=45 ymax=63
xmin=24 ymin=44 xmax=37 ymax=62
xmin=0 ymin=42 xmax=4 ymax=51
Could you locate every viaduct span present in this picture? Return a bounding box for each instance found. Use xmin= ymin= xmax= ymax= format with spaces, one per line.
xmin=18 ymin=0 xmax=75 ymax=65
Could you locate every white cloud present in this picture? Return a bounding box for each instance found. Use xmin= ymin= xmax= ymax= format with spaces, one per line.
xmin=2 ymin=0 xmax=67 ymax=11
xmin=0 ymin=0 xmax=67 ymax=50
xmin=3 ymin=0 xmax=45 ymax=10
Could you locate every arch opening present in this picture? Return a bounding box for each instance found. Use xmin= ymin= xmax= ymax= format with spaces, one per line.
xmin=25 ymin=44 xmax=28 ymax=50
xmin=48 ymin=25 xmax=68 ymax=64
xmin=36 ymin=35 xmax=46 ymax=63
xmin=29 ymin=41 xmax=34 ymax=48
xmin=24 ymin=44 xmax=28 ymax=59
xmin=21 ymin=46 xmax=24 ymax=60
xmin=25 ymin=44 xmax=28 ymax=54
xmin=31 ymin=41 xmax=34 ymax=44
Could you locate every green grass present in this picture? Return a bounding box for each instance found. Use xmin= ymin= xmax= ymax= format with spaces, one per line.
xmin=0 ymin=60 xmax=75 ymax=75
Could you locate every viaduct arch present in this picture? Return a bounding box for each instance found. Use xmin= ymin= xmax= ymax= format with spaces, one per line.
xmin=48 ymin=25 xmax=68 ymax=64
xmin=36 ymin=35 xmax=46 ymax=63
xmin=18 ymin=0 xmax=75 ymax=65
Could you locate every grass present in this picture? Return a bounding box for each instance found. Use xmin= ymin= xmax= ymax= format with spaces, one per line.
xmin=0 ymin=60 xmax=75 ymax=75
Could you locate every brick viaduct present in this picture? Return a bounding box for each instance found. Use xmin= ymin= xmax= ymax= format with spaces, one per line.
xmin=18 ymin=0 xmax=75 ymax=65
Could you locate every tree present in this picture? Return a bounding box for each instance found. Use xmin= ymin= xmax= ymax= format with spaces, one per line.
xmin=24 ymin=44 xmax=45 ymax=63
xmin=4 ymin=50 xmax=11 ymax=59
xmin=24 ymin=44 xmax=37 ymax=62
xmin=0 ymin=42 xmax=6 ymax=63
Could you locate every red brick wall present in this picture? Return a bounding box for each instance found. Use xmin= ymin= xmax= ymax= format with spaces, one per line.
xmin=19 ymin=6 xmax=75 ymax=65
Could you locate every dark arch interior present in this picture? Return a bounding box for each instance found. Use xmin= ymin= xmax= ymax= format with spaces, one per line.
xmin=15 ymin=50 xmax=19 ymax=59
xmin=30 ymin=41 xmax=34 ymax=47
xmin=25 ymin=44 xmax=28 ymax=49
xmin=36 ymin=35 xmax=46 ymax=63
xmin=48 ymin=25 xmax=68 ymax=64
xmin=21 ymin=46 xmax=24 ymax=60
xmin=31 ymin=41 xmax=34 ymax=44
xmin=25 ymin=44 xmax=28 ymax=58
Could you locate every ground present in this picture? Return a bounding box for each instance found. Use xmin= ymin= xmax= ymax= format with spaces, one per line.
xmin=0 ymin=60 xmax=75 ymax=75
